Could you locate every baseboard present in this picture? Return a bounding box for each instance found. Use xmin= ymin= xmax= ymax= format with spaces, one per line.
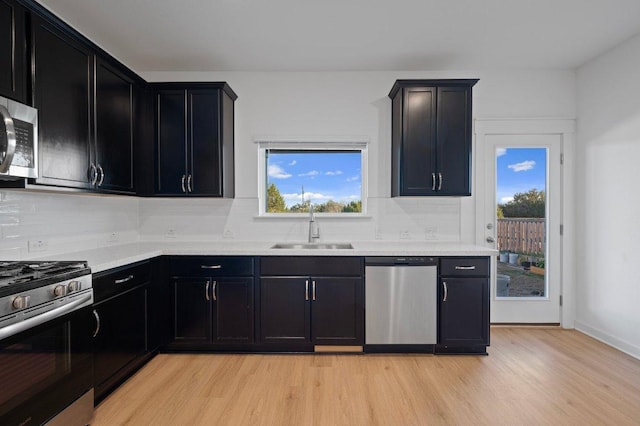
xmin=575 ymin=320 xmax=640 ymax=360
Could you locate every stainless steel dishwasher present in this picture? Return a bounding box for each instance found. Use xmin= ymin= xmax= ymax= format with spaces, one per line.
xmin=365 ymin=257 xmax=438 ymax=346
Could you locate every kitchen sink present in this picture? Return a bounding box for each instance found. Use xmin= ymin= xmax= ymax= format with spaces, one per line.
xmin=270 ymin=243 xmax=354 ymax=250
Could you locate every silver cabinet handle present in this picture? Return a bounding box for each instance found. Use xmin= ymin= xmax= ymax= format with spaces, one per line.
xmin=89 ymin=163 xmax=98 ymax=185
xmin=187 ymin=174 xmax=193 ymax=193
xmin=305 ymin=280 xmax=309 ymax=301
xmin=0 ymin=105 xmax=16 ymax=174
xmin=212 ymin=281 xmax=217 ymax=301
xmin=97 ymin=164 xmax=105 ymax=186
xmin=443 ymin=281 xmax=448 ymax=302
xmin=438 ymin=172 xmax=443 ymax=191
xmin=455 ymin=266 xmax=477 ymax=270
xmin=205 ymin=280 xmax=210 ymax=301
xmin=114 ymin=275 xmax=134 ymax=284
xmin=181 ymin=175 xmax=186 ymax=193
xmin=312 ymin=280 xmax=317 ymax=301
xmin=201 ymin=265 xmax=222 ymax=269
xmin=431 ymin=172 xmax=436 ymax=191
xmin=92 ymin=309 xmax=101 ymax=338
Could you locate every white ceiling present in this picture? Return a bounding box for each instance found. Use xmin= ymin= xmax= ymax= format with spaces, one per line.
xmin=38 ymin=0 xmax=640 ymax=72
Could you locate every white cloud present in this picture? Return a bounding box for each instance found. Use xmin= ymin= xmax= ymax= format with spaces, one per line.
xmin=288 ymin=160 xmax=297 ymax=166
xmin=298 ymin=170 xmax=319 ymax=177
xmin=508 ymin=160 xmax=536 ymax=172
xmin=346 ymin=175 xmax=360 ymax=182
xmin=501 ymin=196 xmax=514 ymax=204
xmin=496 ymin=148 xmax=507 ymax=157
xmin=325 ymin=170 xmax=343 ymax=176
xmin=282 ymin=192 xmax=332 ymax=201
xmin=268 ymin=164 xmax=291 ymax=179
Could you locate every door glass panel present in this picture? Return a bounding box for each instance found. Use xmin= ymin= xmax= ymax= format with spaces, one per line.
xmin=495 ymin=147 xmax=547 ymax=298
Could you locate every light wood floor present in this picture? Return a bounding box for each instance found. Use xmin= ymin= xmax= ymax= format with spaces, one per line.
xmin=93 ymin=328 xmax=640 ymax=425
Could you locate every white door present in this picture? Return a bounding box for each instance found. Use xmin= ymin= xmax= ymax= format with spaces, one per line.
xmin=482 ymin=134 xmax=562 ymax=323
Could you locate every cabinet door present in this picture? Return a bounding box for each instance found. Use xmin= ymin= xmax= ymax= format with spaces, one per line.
xmin=439 ymin=277 xmax=489 ymax=346
xmin=188 ymin=89 xmax=222 ymax=196
xmin=0 ymin=0 xmax=26 ymax=102
xmin=212 ymin=277 xmax=254 ymax=344
xmin=95 ymin=57 xmax=134 ymax=193
xmin=173 ymin=278 xmax=212 ymax=343
xmin=400 ymin=86 xmax=437 ymax=195
xmin=311 ymin=277 xmax=363 ymax=345
xmin=156 ymin=89 xmax=187 ymax=195
xmin=93 ymin=286 xmax=147 ymax=394
xmin=436 ymin=86 xmax=472 ymax=196
xmin=260 ymin=277 xmax=310 ymax=344
xmin=31 ymin=15 xmax=93 ymax=188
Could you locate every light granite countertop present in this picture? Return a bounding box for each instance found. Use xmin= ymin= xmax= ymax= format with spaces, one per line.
xmin=42 ymin=241 xmax=497 ymax=273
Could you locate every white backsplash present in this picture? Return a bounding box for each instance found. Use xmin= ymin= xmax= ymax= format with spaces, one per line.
xmin=138 ymin=196 xmax=461 ymax=243
xmin=0 ymin=190 xmax=139 ymax=259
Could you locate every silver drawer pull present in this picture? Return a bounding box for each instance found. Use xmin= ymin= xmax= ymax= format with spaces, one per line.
xmin=201 ymin=265 xmax=222 ymax=269
xmin=454 ymin=266 xmax=476 ymax=270
xmin=114 ymin=275 xmax=134 ymax=284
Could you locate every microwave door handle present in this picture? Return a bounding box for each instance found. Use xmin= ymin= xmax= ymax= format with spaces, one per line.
xmin=0 ymin=105 xmax=17 ymax=174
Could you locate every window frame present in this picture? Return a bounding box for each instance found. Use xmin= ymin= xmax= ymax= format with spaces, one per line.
xmin=257 ymin=139 xmax=368 ymax=217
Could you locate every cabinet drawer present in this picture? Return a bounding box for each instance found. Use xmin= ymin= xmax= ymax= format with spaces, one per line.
xmin=440 ymin=257 xmax=489 ymax=277
xmin=169 ymin=256 xmax=254 ymax=277
xmin=260 ymin=257 xmax=363 ymax=277
xmin=94 ymin=261 xmax=151 ymax=302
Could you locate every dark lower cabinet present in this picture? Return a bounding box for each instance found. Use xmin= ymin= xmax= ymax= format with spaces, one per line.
xmin=0 ymin=0 xmax=27 ymax=102
xmin=259 ymin=257 xmax=364 ymax=349
xmin=92 ymin=261 xmax=153 ymax=403
xmin=437 ymin=257 xmax=490 ymax=354
xmin=168 ymin=256 xmax=255 ymax=349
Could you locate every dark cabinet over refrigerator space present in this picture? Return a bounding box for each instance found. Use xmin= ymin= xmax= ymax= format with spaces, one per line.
xmin=389 ymin=79 xmax=478 ymax=196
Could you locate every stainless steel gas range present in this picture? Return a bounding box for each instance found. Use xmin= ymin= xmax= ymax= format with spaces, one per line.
xmin=0 ymin=261 xmax=94 ymax=426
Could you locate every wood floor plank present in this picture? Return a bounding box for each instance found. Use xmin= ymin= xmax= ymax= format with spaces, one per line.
xmin=93 ymin=328 xmax=640 ymax=425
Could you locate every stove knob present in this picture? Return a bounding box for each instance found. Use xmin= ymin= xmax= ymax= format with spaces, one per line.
xmin=53 ymin=285 xmax=66 ymax=297
xmin=67 ymin=281 xmax=82 ymax=293
xmin=12 ymin=295 xmax=31 ymax=310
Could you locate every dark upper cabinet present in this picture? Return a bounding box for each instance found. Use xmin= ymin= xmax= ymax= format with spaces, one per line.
xmin=31 ymin=14 xmax=94 ymax=189
xmin=153 ymin=83 xmax=236 ymax=197
xmin=0 ymin=0 xmax=27 ymax=102
xmin=438 ymin=257 xmax=490 ymax=351
xmin=94 ymin=56 xmax=136 ymax=193
xmin=389 ymin=79 xmax=478 ymax=196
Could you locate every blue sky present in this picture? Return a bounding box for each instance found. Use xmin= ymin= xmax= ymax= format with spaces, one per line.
xmin=267 ymin=151 xmax=361 ymax=207
xmin=496 ymin=147 xmax=547 ymax=204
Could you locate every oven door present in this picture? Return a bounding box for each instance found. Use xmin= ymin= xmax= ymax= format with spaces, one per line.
xmin=0 ymin=305 xmax=94 ymax=426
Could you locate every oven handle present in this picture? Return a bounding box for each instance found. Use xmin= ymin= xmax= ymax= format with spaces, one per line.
xmin=0 ymin=292 xmax=93 ymax=341
xmin=0 ymin=105 xmax=17 ymax=174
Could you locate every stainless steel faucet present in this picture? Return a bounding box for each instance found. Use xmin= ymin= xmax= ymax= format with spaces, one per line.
xmin=308 ymin=204 xmax=320 ymax=243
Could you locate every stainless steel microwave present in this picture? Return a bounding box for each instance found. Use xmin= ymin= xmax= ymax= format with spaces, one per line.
xmin=0 ymin=95 xmax=38 ymax=179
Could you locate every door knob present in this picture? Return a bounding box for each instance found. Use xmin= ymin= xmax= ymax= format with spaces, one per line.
xmin=486 ymin=236 xmax=495 ymax=243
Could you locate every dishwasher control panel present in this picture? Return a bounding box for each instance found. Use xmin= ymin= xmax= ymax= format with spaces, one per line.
xmin=365 ymin=257 xmax=437 ymax=266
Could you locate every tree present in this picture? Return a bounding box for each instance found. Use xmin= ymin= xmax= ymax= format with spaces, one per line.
xmin=343 ymin=200 xmax=362 ymax=213
xmin=500 ymin=189 xmax=545 ymax=218
xmin=267 ymin=183 xmax=287 ymax=213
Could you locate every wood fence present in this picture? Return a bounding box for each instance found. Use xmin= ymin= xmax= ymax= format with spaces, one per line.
xmin=497 ymin=218 xmax=545 ymax=255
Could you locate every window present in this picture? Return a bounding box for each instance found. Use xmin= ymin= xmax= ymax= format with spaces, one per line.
xmin=258 ymin=141 xmax=367 ymax=215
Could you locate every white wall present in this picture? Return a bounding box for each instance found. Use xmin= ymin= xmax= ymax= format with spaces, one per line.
xmin=575 ymin=34 xmax=640 ymax=358
xmin=0 ymin=70 xmax=575 ymax=257
xmin=139 ymin=70 xmax=575 ymax=243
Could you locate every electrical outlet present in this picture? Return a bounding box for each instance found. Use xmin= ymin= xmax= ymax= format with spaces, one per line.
xmin=107 ymin=232 xmax=119 ymax=243
xmin=223 ymin=228 xmax=234 ymax=239
xmin=425 ymin=226 xmax=437 ymax=240
xmin=400 ymin=230 xmax=410 ymax=239
xmin=374 ymin=227 xmax=382 ymax=240
xmin=166 ymin=228 xmax=177 ymax=239
xmin=28 ymin=239 xmax=48 ymax=253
